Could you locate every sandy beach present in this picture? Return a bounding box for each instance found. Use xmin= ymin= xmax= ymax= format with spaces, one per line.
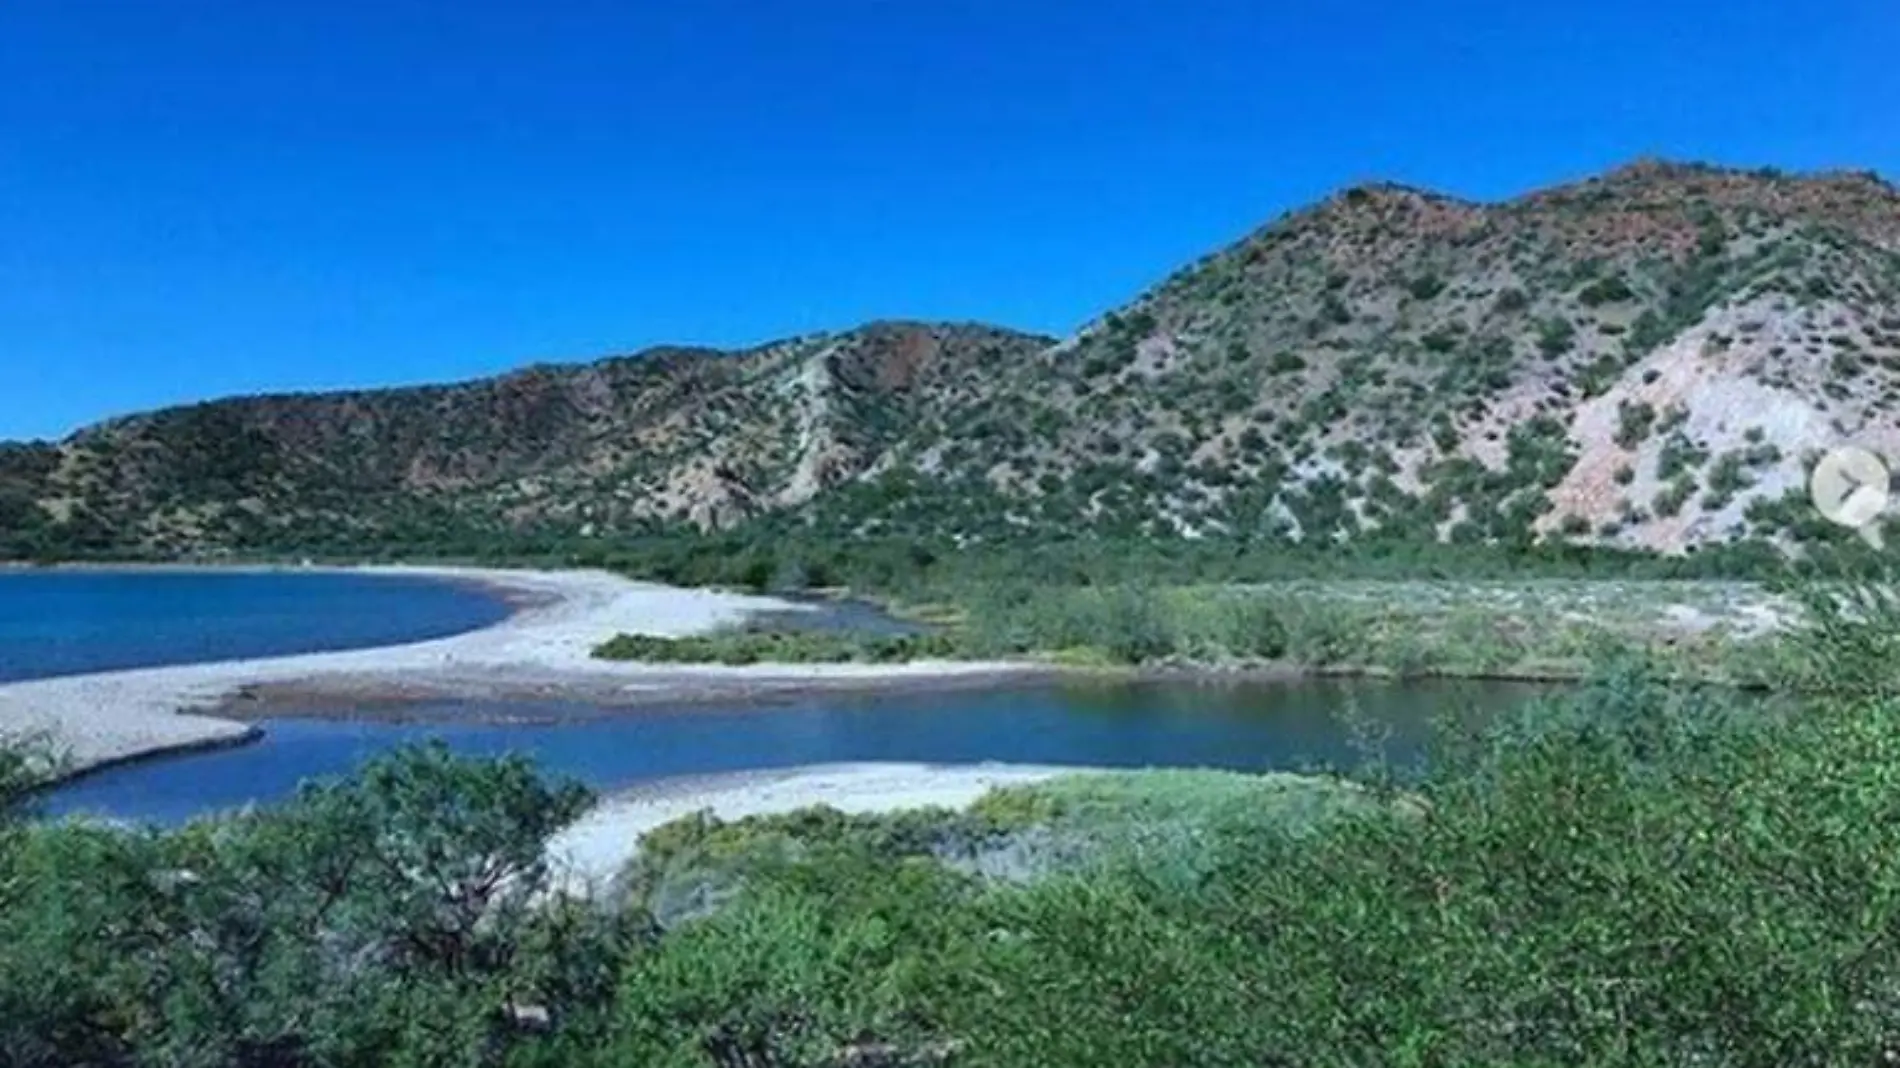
xmin=0 ymin=567 xmax=1044 ymax=780
xmin=545 ymin=761 xmax=1081 ymax=892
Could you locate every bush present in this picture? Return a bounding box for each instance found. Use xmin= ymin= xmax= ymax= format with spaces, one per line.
xmin=1577 ymin=274 xmax=1635 ymax=306
xmin=1492 ymin=288 xmax=1530 ymax=314
xmin=1775 ymin=568 xmax=1900 ymax=698
xmin=1269 ymin=351 xmax=1308 ymax=374
xmin=1537 ymin=316 xmax=1576 ymax=357
xmin=1613 ymin=400 xmax=1657 ymax=449
xmin=0 ymin=745 xmax=618 ymax=1067
xmin=594 ymin=628 xmax=960 ymax=666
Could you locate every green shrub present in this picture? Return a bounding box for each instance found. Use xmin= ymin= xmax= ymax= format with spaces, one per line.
xmin=1654 ymin=478 xmax=1695 ymax=517
xmin=1657 ymin=432 xmax=1708 ymax=481
xmin=1492 ymin=288 xmax=1530 ymax=314
xmin=1613 ymin=400 xmax=1657 ymax=449
xmin=0 ymin=745 xmax=616 ymax=1067
xmin=1537 ymin=316 xmax=1576 ymax=357
xmin=1702 ymin=451 xmax=1753 ymax=510
xmin=594 ymin=628 xmax=960 ymax=665
xmin=1577 ymin=274 xmax=1635 ymax=306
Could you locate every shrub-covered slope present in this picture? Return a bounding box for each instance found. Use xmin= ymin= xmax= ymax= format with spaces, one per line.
xmin=6 ymin=159 xmax=1897 ymax=558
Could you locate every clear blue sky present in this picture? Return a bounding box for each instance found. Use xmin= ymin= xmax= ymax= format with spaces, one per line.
xmin=2 ymin=0 xmax=1892 ymax=441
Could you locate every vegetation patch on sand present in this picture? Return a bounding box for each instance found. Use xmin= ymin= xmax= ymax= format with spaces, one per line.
xmin=616 ymin=769 xmax=1376 ymax=931
xmin=597 ymin=576 xmax=1798 ymax=689
xmin=594 ymin=627 xmax=960 ymax=666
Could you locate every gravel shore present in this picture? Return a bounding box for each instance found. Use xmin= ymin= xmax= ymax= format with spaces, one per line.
xmin=0 ymin=567 xmax=1041 ymax=780
xmin=544 ymin=761 xmax=1082 ymax=892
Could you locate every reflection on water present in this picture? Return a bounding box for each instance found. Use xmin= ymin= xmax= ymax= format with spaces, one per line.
xmin=41 ymin=676 xmax=1548 ymax=825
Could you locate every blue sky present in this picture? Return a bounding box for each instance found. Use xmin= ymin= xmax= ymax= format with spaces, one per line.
xmin=1 ymin=0 xmax=1892 ymax=441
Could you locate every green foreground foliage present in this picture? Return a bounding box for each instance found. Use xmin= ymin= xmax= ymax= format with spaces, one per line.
xmin=6 ymin=576 xmax=1900 ymax=1064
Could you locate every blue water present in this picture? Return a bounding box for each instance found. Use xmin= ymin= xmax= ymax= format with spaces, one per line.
xmin=40 ymin=677 xmax=1541 ymax=825
xmin=0 ymin=570 xmax=512 ymax=682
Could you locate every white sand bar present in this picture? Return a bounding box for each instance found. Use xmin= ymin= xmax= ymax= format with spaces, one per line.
xmin=0 ymin=567 xmax=1041 ymax=779
xmin=546 ymin=761 xmax=1083 ymax=892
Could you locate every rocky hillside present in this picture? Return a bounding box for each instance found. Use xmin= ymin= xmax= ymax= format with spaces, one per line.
xmin=3 ymin=159 xmax=1896 ymax=558
xmin=919 ymin=159 xmax=1900 ymax=551
xmin=0 ymin=324 xmax=1052 ymax=556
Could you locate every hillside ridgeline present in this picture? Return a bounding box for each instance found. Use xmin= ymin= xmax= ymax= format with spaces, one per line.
xmin=4 ymin=159 xmax=1896 ymax=559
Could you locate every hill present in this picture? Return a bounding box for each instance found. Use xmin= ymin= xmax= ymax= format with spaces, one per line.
xmin=0 ymin=323 xmax=1052 ymax=557
xmin=4 ymin=159 xmax=1897 ymax=560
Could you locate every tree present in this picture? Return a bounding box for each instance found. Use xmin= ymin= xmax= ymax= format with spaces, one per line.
xmin=0 ymin=744 xmax=622 ymax=1067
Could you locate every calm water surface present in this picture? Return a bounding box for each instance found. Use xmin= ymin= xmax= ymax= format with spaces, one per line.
xmin=42 ymin=677 xmax=1546 ymax=824
xmin=0 ymin=570 xmax=511 ymax=683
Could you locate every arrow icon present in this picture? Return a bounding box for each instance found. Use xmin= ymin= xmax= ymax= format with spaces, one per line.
xmin=1811 ymin=446 xmax=1891 ymax=550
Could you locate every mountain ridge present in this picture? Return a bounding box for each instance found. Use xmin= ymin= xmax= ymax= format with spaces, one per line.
xmin=4 ymin=158 xmax=1896 ymax=560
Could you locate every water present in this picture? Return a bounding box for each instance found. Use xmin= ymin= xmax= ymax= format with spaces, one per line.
xmin=0 ymin=569 xmax=512 ymax=683
xmin=40 ymin=677 xmax=1545 ymax=825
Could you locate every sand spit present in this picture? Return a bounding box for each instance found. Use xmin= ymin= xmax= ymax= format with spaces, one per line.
xmin=0 ymin=567 xmax=1041 ymax=780
xmin=545 ymin=761 xmax=1083 ymax=892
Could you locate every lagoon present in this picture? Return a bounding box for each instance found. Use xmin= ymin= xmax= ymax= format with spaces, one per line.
xmin=0 ymin=569 xmax=511 ymax=683
xmin=41 ymin=676 xmax=1542 ymax=824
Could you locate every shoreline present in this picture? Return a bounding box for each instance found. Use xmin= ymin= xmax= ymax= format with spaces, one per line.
xmin=544 ymin=761 xmax=1085 ymax=892
xmin=3 ymin=564 xmax=1770 ymax=788
xmin=0 ymin=566 xmax=1045 ymax=784
xmin=208 ymin=657 xmax=1602 ymax=729
xmin=214 ymin=663 xmax=1063 ymax=725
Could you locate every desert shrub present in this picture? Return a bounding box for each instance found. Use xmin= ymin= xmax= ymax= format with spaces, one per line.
xmin=1168 ymin=593 xmax=1289 ymax=662
xmin=606 ymin=852 xmax=989 ymax=1066
xmin=1653 ymin=478 xmax=1696 ymax=517
xmin=1613 ymin=400 xmax=1657 ymax=449
xmin=1537 ymin=316 xmax=1576 ymax=357
xmin=595 ymin=628 xmax=959 ymax=666
xmin=0 ymin=745 xmax=619 ymax=1068
xmin=1774 ymin=568 xmax=1900 ymax=698
xmin=1269 ymin=350 xmax=1308 ymax=374
xmin=1702 ymin=451 xmax=1753 ymax=510
xmin=1577 ymin=273 xmax=1635 ymax=306
xmin=1657 ymin=432 xmax=1708 ymax=481
xmin=1275 ymin=598 xmax=1366 ymax=667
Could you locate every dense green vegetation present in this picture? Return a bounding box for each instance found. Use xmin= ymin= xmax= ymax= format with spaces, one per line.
xmin=6 ymin=574 xmax=1900 ymax=1063
xmin=505 ymin=524 xmax=1802 ymax=598
xmin=1 ymin=745 xmax=617 ymax=1066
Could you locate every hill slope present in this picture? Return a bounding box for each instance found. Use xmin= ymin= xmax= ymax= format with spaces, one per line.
xmin=923 ymin=159 xmax=1900 ymax=551
xmin=0 ymin=323 xmax=1053 ymax=556
xmin=3 ymin=160 xmax=1896 ymax=559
